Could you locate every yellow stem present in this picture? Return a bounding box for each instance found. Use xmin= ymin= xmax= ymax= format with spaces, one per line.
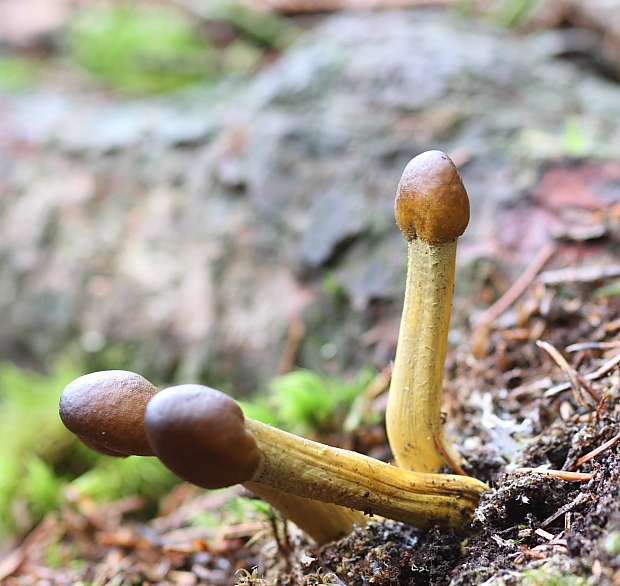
xmin=246 ymin=419 xmax=487 ymax=531
xmin=244 ymin=482 xmax=367 ymax=544
xmin=386 ymin=238 xmax=462 ymax=473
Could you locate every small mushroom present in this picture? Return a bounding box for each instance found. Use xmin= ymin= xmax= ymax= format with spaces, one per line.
xmin=145 ymin=384 xmax=488 ymax=531
xmin=59 ymin=370 xmax=158 ymax=457
xmin=386 ymin=151 xmax=470 ymax=473
xmin=59 ymin=370 xmax=364 ymax=544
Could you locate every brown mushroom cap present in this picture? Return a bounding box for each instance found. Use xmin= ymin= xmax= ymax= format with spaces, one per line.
xmin=395 ymin=150 xmax=470 ymax=244
xmin=144 ymin=384 xmax=262 ymax=490
xmin=59 ymin=370 xmax=158 ymax=457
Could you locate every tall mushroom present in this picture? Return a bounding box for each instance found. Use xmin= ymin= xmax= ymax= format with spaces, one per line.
xmin=59 ymin=370 xmax=366 ymax=544
xmin=386 ymin=150 xmax=470 ymax=474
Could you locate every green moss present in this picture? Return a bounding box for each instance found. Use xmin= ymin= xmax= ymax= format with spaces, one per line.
xmin=0 ymin=56 xmax=39 ymax=91
xmin=0 ymin=357 xmax=177 ymax=538
xmin=64 ymin=1 xmax=298 ymax=94
xmin=239 ymin=367 xmax=377 ymax=436
xmin=0 ymin=359 xmax=81 ymax=536
xmin=71 ymin=455 xmax=177 ymax=511
xmin=66 ymin=4 xmax=217 ymax=93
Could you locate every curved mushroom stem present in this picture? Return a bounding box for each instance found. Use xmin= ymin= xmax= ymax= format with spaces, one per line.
xmin=145 ymin=385 xmax=488 ymax=532
xmin=59 ymin=370 xmax=365 ymax=544
xmin=386 ymin=151 xmax=470 ymax=474
xmin=245 ymin=418 xmax=486 ymax=530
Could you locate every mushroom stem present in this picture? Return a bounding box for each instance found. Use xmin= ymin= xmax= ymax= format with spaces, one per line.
xmin=386 ymin=151 xmax=470 ymax=474
xmin=245 ymin=418 xmax=486 ymax=530
xmin=387 ymin=237 xmax=462 ymax=472
xmin=243 ymin=482 xmax=363 ymax=543
xmin=145 ymin=385 xmax=488 ymax=531
xmin=59 ymin=370 xmax=365 ymax=544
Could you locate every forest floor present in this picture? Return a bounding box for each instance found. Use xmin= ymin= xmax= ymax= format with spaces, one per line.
xmin=3 ymin=1 xmax=620 ymax=584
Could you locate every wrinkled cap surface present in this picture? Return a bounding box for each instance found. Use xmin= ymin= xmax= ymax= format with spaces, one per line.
xmin=59 ymin=370 xmax=158 ymax=456
xmin=144 ymin=384 xmax=262 ymax=490
xmin=395 ymin=150 xmax=470 ymax=244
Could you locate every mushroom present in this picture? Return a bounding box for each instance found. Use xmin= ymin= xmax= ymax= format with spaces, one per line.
xmin=145 ymin=384 xmax=488 ymax=530
xmin=385 ymin=151 xmax=470 ymax=474
xmin=58 ymin=151 xmax=488 ymax=542
xmin=59 ymin=370 xmax=365 ymax=544
xmin=60 ymin=370 xmax=158 ymax=457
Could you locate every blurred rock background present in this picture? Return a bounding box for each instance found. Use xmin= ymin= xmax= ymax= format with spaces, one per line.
xmin=1 ymin=0 xmax=620 ymax=394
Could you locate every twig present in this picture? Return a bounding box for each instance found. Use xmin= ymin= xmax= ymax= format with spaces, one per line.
xmin=569 ymin=433 xmax=620 ymax=471
xmin=473 ymin=242 xmax=556 ymax=327
xmin=594 ymin=386 xmax=609 ymax=426
xmin=536 ymin=340 xmax=598 ymax=407
xmin=540 ymin=492 xmax=590 ymax=528
xmin=538 ymin=264 xmax=620 ymax=286
xmin=0 ymin=514 xmax=57 ymax=580
xmin=544 ymin=350 xmax=620 ymax=397
xmin=535 ymin=528 xmax=555 ymax=540
xmin=363 ymin=364 xmax=393 ymax=401
xmin=434 ymin=435 xmax=469 ymax=477
xmin=513 ymin=468 xmax=594 ymax=482
xmin=566 ymin=342 xmax=620 ymax=352
xmin=588 ymin=351 xmax=620 ymax=378
xmin=574 ymin=370 xmax=601 ymax=405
